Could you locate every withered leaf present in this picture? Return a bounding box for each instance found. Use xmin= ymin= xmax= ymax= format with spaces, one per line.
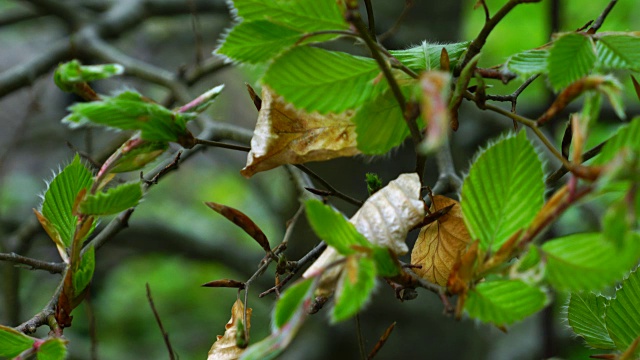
xmin=208 ymin=299 xmax=252 ymax=360
xmin=205 ymin=202 xmax=271 ymax=254
xmin=202 ymin=279 xmax=245 ymax=289
xmin=241 ymin=86 xmax=360 ymax=178
xmin=303 ymin=173 xmax=425 ymax=295
xmin=411 ymin=195 xmax=470 ymax=286
xmin=632 ymin=75 xmax=640 ymax=102
xmin=447 ymin=240 xmax=479 ymax=296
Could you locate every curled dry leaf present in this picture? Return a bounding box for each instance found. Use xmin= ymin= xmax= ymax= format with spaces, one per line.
xmin=410 ymin=195 xmax=471 ymax=286
xmin=208 ymin=299 xmax=252 ymax=360
xmin=205 ymin=202 xmax=271 ymax=254
xmin=241 ymin=86 xmax=360 ymax=178
xmin=303 ymin=173 xmax=425 ymax=294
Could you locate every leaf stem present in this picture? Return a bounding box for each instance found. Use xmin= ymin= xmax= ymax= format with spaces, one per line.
xmin=194 ymin=138 xmax=251 ymax=152
xmin=587 ymin=0 xmax=618 ymax=34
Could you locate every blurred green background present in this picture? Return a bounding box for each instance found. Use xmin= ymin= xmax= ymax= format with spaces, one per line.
xmin=0 ymin=0 xmax=637 ymax=359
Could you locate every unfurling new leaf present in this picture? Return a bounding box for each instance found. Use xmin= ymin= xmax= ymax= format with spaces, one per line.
xmin=79 ymin=182 xmax=143 ymax=216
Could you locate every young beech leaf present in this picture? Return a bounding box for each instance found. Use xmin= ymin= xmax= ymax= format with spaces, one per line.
xmin=108 ymin=140 xmax=169 ymax=173
xmin=605 ymin=269 xmax=640 ymax=356
xmin=389 ymin=41 xmax=471 ymax=72
xmin=595 ymin=116 xmax=640 ymax=165
xmin=240 ymin=279 xmax=314 ymax=360
xmin=303 ymin=173 xmax=425 ymax=295
xmin=460 ymin=131 xmax=544 ymax=253
xmin=208 ymin=299 xmax=252 ymax=360
xmin=0 ymin=325 xmax=35 ymax=358
xmin=37 ymin=337 xmax=68 ymax=360
xmin=419 ymin=71 xmax=451 ymax=153
xmin=547 ymin=33 xmax=597 ymax=91
xmin=229 ymin=0 xmax=348 ymax=34
xmin=332 ymin=256 xmax=377 ymax=323
xmin=263 ymin=46 xmax=387 ymax=114
xmin=205 ymin=202 xmax=271 ymax=254
xmin=54 ymin=60 xmax=123 ymax=88
xmin=542 ymin=232 xmax=640 ymax=291
xmin=464 ymin=279 xmax=547 ymax=326
xmin=79 ymin=182 xmax=142 ymax=216
xmin=72 ymin=246 xmax=95 ymax=297
xmin=305 ymin=200 xmax=370 ymax=256
xmin=63 ymin=91 xmax=195 ymax=145
xmin=505 ymin=49 xmax=549 ymax=78
xmin=42 ymin=154 xmax=94 ymax=248
xmin=411 ymin=195 xmax=471 ymax=286
xmin=595 ymin=34 xmax=640 ymax=72
xmin=216 ymin=20 xmax=302 ymax=64
xmin=568 ymin=292 xmax=615 ymax=349
xmin=241 ymin=86 xmax=359 ymax=177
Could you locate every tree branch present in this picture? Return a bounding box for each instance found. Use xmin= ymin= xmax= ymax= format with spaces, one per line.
xmin=0 ymin=253 xmax=65 ymax=274
xmin=587 ymin=0 xmax=618 ymax=34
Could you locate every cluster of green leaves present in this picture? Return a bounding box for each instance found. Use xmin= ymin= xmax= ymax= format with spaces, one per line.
xmin=0 ymin=326 xmax=67 ymax=360
xmin=507 ymin=32 xmax=640 ymax=91
xmin=217 ymin=0 xmax=469 ymax=155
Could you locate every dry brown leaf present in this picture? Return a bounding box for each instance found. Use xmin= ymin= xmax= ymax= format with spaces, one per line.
xmin=410 ymin=195 xmax=470 ymax=286
xmin=303 ymin=173 xmax=425 ymax=295
xmin=447 ymin=240 xmax=479 ymax=296
xmin=241 ymin=86 xmax=360 ymax=178
xmin=207 ymin=299 xmax=252 ymax=360
xmin=205 ymin=202 xmax=270 ymax=254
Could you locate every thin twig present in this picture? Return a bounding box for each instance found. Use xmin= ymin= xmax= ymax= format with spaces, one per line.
xmin=146 ymin=283 xmax=176 ymax=360
xmin=457 ymin=0 xmax=541 ymax=75
xmin=344 ymin=5 xmax=426 ymax=180
xmin=363 ymin=0 xmax=376 ymax=38
xmin=0 ymin=252 xmax=66 ymax=274
xmin=367 ymin=322 xmax=396 ymax=360
xmin=546 ymin=141 xmax=606 ymax=184
xmin=356 ymin=314 xmax=367 ymax=360
xmin=194 ymin=138 xmax=251 ymax=152
xmin=379 ymin=0 xmax=414 ymax=42
xmin=587 ymin=0 xmax=618 ymax=34
xmin=294 ymin=165 xmax=363 ymax=206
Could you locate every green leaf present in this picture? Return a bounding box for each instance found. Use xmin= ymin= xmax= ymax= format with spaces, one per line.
xmin=230 ymin=0 xmax=347 ymax=33
xmin=353 ymin=91 xmax=410 ymax=154
xmin=506 ymin=49 xmax=549 ymax=78
xmin=217 ymin=21 xmax=302 ymax=64
xmin=272 ymin=278 xmax=314 ymax=330
xmin=109 ymin=141 xmax=169 ymax=173
xmin=389 ymin=41 xmax=471 ymax=72
xmin=263 ymin=46 xmax=387 ymax=114
xmin=542 ymin=232 xmax=640 ymax=291
xmin=79 ymin=182 xmax=142 ymax=216
xmin=63 ymin=91 xmax=193 ymax=143
xmin=596 ymin=35 xmax=640 ymax=71
xmin=73 ymin=246 xmax=95 ymax=297
xmin=516 ymin=245 xmax=542 ymax=272
xmin=606 ymin=269 xmax=640 ymax=355
xmin=54 ymin=60 xmax=123 ymax=90
xmin=242 ymin=278 xmax=315 ymax=360
xmin=0 ymin=325 xmax=35 ymax=358
xmin=465 ymin=279 xmax=547 ymax=326
xmin=42 ymin=154 xmax=94 ymax=247
xmin=332 ymin=256 xmax=377 ymax=323
xmin=547 ymin=33 xmax=596 ymax=91
xmin=603 ymin=199 xmax=632 ymax=247
xmin=305 ymin=199 xmax=371 ymax=255
xmin=370 ymin=246 xmax=400 ymax=277
xmin=595 ymin=117 xmax=640 ymax=165
xmin=568 ymin=292 xmax=615 ymax=349
xmin=37 ymin=337 xmax=68 ymax=360
xmin=460 ymin=131 xmax=545 ymax=252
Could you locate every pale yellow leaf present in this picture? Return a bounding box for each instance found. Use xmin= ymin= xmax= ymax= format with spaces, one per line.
xmin=303 ymin=173 xmax=425 ymax=294
xmin=411 ymin=195 xmax=471 ymax=286
xmin=241 ymin=86 xmax=360 ymax=178
xmin=207 ymin=299 xmax=252 ymax=360
xmin=419 ymin=71 xmax=451 ymax=153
